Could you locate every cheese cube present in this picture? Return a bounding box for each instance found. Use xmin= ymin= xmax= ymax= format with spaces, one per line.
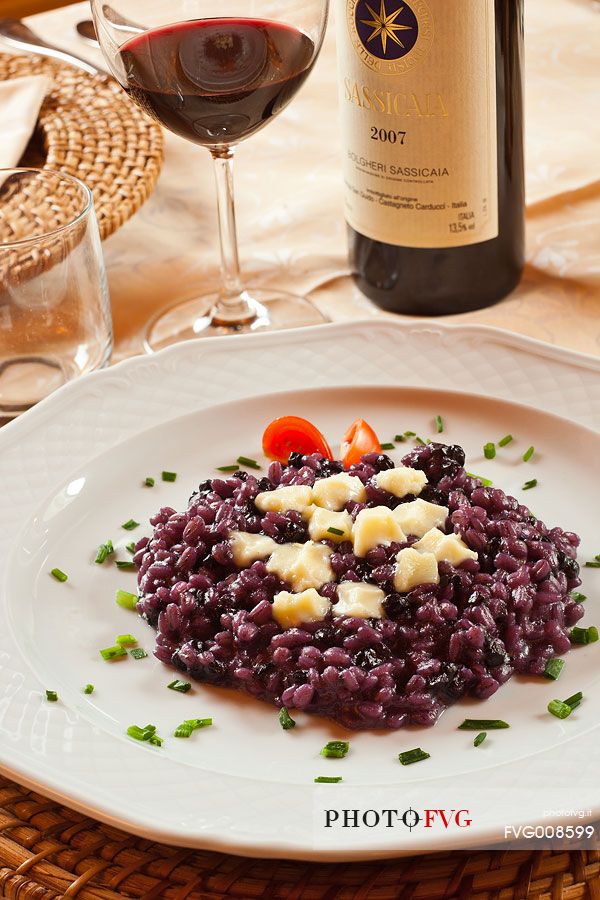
xmin=374 ymin=466 xmax=427 ymax=498
xmin=266 ymin=540 xmax=334 ymax=592
xmin=308 ymin=508 xmax=353 ymax=543
xmin=333 ymin=581 xmax=385 ymax=619
xmin=255 ymin=485 xmax=313 ymax=518
xmin=413 ymin=528 xmax=478 ymax=564
xmin=394 ymin=548 xmax=439 ymax=593
xmin=312 ymin=473 xmax=367 ymax=511
xmin=352 ymin=506 xmax=406 ymax=557
xmin=272 ymin=588 xmax=331 ymax=629
xmin=393 ymin=499 xmax=449 ymax=538
xmin=229 ymin=531 xmax=277 ymax=566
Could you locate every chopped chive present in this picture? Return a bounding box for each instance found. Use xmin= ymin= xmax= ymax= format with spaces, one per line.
xmin=83 ymin=684 xmax=94 ymax=695
xmin=522 ymin=446 xmax=535 ymax=462
xmin=483 ymin=442 xmax=496 ymax=460
xmin=279 ymin=706 xmax=296 ymax=730
xmin=126 ymin=542 xmax=136 ymax=554
xmin=149 ymin=735 xmax=163 ymax=747
xmin=380 ymin=442 xmax=395 ymax=450
xmin=100 ymin=645 xmax=127 ymax=661
xmin=403 ymin=431 xmax=416 ymax=437
xmin=168 ymin=679 xmax=192 ymax=693
xmin=564 ymin=691 xmax=583 ymax=709
xmin=237 ymin=456 xmax=261 ymax=470
xmin=130 ymin=647 xmax=148 ymax=660
xmin=144 ymin=477 xmax=155 ymax=487
xmin=434 ymin=415 xmax=444 ymax=434
xmin=321 ymin=740 xmax=349 ymax=759
xmin=327 ymin=526 xmax=345 ymax=536
xmin=458 ymin=719 xmax=510 ymax=730
xmin=548 ymin=699 xmax=572 ymax=719
xmin=50 ymin=568 xmax=68 ymax=582
xmin=394 ymin=434 xmax=407 ymax=443
xmin=95 ymin=540 xmax=114 ymax=564
xmin=473 ymin=732 xmax=487 ymax=747
xmin=498 ymin=434 xmax=513 ymax=447
xmin=522 ymin=479 xmax=538 ymax=491
xmin=174 ymin=717 xmax=212 ymax=737
xmin=45 ymin=690 xmax=58 ymax=702
xmin=571 ymin=591 xmax=587 ymax=603
xmin=543 ymin=658 xmax=565 ymax=681
xmin=570 ymin=626 xmax=599 ymax=645
xmin=415 ymin=436 xmax=427 ymax=445
xmin=398 ymin=747 xmax=430 ymax=766
xmin=596 ymin=554 xmax=600 ymax=562
xmin=115 ymin=589 xmax=138 ymax=610
xmin=115 ymin=633 xmax=137 ymax=647
xmin=584 ymin=561 xmax=600 ymax=568
xmin=127 ymin=723 xmax=161 ymax=744
xmin=115 ymin=560 xmax=136 ymax=571
xmin=314 ymin=776 xmax=343 ymax=783
xmin=121 ymin=519 xmax=139 ymax=531
xmin=161 ymin=471 xmax=177 ymax=482
xmin=466 ymin=473 xmax=493 ymax=487
xmin=216 ymin=464 xmax=239 ymax=473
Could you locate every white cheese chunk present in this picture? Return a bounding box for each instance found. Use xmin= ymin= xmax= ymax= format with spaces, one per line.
xmin=272 ymin=588 xmax=331 ymax=629
xmin=308 ymin=508 xmax=353 ymax=543
xmin=229 ymin=531 xmax=278 ymax=566
xmin=255 ymin=485 xmax=313 ymax=518
xmin=266 ymin=540 xmax=334 ymax=592
xmin=374 ymin=466 xmax=427 ymax=498
xmin=352 ymin=506 xmax=406 ymax=557
xmin=333 ymin=581 xmax=385 ymax=619
xmin=393 ymin=499 xmax=449 ymax=538
xmin=394 ymin=547 xmax=440 ymax=593
xmin=312 ymin=473 xmax=367 ymax=511
xmin=412 ymin=527 xmax=478 ymax=564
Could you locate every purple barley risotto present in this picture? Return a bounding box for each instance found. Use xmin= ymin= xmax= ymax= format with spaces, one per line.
xmin=133 ymin=443 xmax=583 ymax=729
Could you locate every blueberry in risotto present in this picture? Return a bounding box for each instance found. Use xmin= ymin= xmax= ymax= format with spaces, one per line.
xmin=133 ymin=443 xmax=583 ymax=729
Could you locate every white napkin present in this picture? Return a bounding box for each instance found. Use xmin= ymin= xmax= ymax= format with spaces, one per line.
xmin=0 ymin=75 xmax=51 ymax=168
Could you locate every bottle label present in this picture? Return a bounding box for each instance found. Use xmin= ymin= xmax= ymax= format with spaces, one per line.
xmin=336 ymin=0 xmax=498 ymax=248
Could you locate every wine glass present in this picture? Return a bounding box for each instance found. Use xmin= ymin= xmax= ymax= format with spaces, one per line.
xmin=91 ymin=0 xmax=329 ymax=350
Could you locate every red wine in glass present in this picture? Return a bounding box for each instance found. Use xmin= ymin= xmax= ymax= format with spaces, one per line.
xmin=117 ymin=18 xmax=316 ymax=146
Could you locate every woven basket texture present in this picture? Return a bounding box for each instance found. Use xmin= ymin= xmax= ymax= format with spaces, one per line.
xmin=0 ymin=776 xmax=598 ymax=900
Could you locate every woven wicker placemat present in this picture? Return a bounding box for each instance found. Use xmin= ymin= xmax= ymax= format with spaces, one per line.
xmin=0 ymin=776 xmax=598 ymax=900
xmin=0 ymin=52 xmax=163 ymax=243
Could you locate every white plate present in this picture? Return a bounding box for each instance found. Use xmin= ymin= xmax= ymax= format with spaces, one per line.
xmin=0 ymin=320 xmax=599 ymax=860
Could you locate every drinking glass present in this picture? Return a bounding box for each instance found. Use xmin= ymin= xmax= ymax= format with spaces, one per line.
xmin=91 ymin=0 xmax=329 ymax=350
xmin=0 ymin=168 xmax=112 ymax=418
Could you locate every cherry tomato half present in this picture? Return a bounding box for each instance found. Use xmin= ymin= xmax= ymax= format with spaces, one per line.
xmin=262 ymin=416 xmax=333 ymax=463
xmin=340 ymin=418 xmax=381 ymax=468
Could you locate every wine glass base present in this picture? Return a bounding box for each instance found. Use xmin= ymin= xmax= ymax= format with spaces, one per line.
xmin=143 ymin=288 xmax=328 ymax=352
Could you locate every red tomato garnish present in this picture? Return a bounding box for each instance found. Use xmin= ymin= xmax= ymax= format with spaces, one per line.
xmin=262 ymin=416 xmax=333 ymax=463
xmin=340 ymin=418 xmax=381 ymax=468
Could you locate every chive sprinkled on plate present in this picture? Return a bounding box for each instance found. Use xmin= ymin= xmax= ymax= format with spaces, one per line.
xmin=168 ymin=679 xmax=192 ymax=693
xmin=571 ymin=591 xmax=587 ymax=603
xmin=466 ymin=473 xmax=493 ymax=487
xmin=174 ymin=718 xmax=212 ymax=738
xmin=314 ymin=776 xmax=342 ymax=783
xmin=116 ymin=560 xmax=136 ymax=570
xmin=564 ymin=691 xmax=583 ymax=710
xmin=45 ymin=690 xmax=58 ymax=702
xmin=548 ymin=699 xmax=572 ymax=719
xmin=237 ymin=456 xmax=261 ymax=469
xmin=130 ymin=647 xmax=148 ymax=660
xmin=100 ymin=645 xmax=127 ymax=661
xmin=435 ymin=415 xmax=444 ymax=434
xmin=473 ymin=732 xmax=486 ymax=747
xmin=162 ymin=471 xmax=177 ymax=482
xmin=458 ymin=719 xmax=509 ymax=730
xmin=83 ymin=684 xmax=94 ymax=695
xmin=327 ymin=526 xmax=345 ymax=536
xmin=403 ymin=431 xmax=416 ymax=437
xmin=543 ymin=658 xmax=565 ymax=680
xmin=483 ymin=442 xmax=496 ymax=460
xmin=570 ymin=626 xmax=599 ymax=644
xmin=584 ymin=561 xmax=600 ymax=568
xmin=115 ymin=633 xmax=137 ymax=647
xmin=279 ymin=706 xmax=296 ymax=730
xmin=121 ymin=519 xmax=139 ymax=531
xmin=394 ymin=434 xmax=407 ymax=442
xmin=95 ymin=540 xmax=114 ymax=564
xmin=126 ymin=542 xmax=136 ymax=554
xmin=522 ymin=479 xmax=538 ymax=490
xmin=498 ymin=434 xmax=513 ymax=447
xmin=216 ymin=464 xmax=239 ymax=473
xmin=380 ymin=442 xmax=395 ymax=450
xmin=321 ymin=740 xmax=349 ymax=759
xmin=522 ymin=446 xmax=535 ymax=462
xmin=115 ymin=589 xmax=138 ymax=610
xmin=144 ymin=477 xmax=155 ymax=487
xmin=127 ymin=723 xmax=162 ymax=745
xmin=398 ymin=747 xmax=430 ymax=766
xmin=50 ymin=568 xmax=68 ymax=582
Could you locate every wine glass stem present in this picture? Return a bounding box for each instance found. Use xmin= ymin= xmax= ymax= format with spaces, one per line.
xmin=210 ymin=148 xmax=257 ymax=326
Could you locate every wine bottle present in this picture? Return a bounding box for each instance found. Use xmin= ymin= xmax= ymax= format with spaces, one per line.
xmin=334 ymin=0 xmax=524 ymax=315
